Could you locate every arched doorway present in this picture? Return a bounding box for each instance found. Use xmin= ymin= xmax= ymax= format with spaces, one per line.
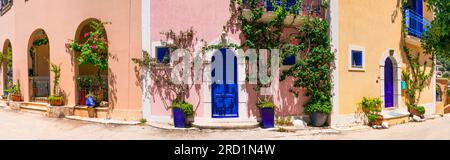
xmin=2 ymin=39 xmax=13 ymax=96
xmin=28 ymin=29 xmax=50 ymax=102
xmin=211 ymin=48 xmax=238 ymax=118
xmin=73 ymin=19 xmax=109 ymax=106
xmin=384 ymin=58 xmax=394 ymax=108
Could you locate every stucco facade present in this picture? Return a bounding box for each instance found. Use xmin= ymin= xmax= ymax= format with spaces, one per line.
xmin=0 ymin=0 xmax=143 ymax=121
xmin=334 ymin=0 xmax=436 ymax=125
xmin=0 ymin=0 xmax=438 ymax=126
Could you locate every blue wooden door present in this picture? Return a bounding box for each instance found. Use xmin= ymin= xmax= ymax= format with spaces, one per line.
xmin=211 ymin=49 xmax=239 ymax=118
xmin=384 ymin=58 xmax=394 ymax=108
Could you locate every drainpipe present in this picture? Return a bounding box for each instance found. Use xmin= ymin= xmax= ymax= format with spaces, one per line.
xmin=141 ymin=0 xmax=151 ymax=120
xmin=329 ymin=0 xmax=340 ymax=126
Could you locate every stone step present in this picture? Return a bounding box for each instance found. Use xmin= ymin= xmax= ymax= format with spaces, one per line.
xmin=192 ymin=121 xmax=259 ymax=130
xmin=19 ymin=102 xmax=49 ymax=113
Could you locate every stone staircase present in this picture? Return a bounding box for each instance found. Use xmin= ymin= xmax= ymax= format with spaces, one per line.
xmin=19 ymin=102 xmax=50 ymax=114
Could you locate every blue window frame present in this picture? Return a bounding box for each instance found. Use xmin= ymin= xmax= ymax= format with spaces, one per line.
xmin=156 ymin=47 xmax=170 ymax=64
xmin=351 ymin=50 xmax=363 ymax=68
xmin=283 ymin=55 xmax=296 ymax=65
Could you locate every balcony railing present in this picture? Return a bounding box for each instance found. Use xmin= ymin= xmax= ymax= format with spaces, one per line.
xmin=404 ymin=9 xmax=431 ymax=39
xmin=244 ymin=0 xmax=322 ymax=16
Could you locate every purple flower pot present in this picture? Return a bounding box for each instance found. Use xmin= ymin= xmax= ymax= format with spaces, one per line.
xmin=173 ymin=108 xmax=187 ymax=128
xmin=260 ymin=108 xmax=275 ymax=128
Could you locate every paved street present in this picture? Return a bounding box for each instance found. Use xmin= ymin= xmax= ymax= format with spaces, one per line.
xmin=0 ymin=108 xmax=449 ymax=140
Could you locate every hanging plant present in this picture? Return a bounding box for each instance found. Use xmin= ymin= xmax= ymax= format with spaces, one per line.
xmin=66 ymin=21 xmax=110 ymax=73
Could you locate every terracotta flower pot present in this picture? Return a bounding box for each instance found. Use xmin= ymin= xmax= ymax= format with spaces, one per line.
xmin=11 ymin=95 xmax=23 ymax=102
xmin=87 ymin=107 xmax=97 ymax=118
xmin=408 ymin=108 xmax=424 ymax=118
xmin=371 ymin=115 xmax=384 ymax=126
xmin=49 ymin=99 xmax=64 ymax=106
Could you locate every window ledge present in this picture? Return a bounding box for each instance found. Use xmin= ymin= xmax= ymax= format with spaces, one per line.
xmin=348 ymin=68 xmax=365 ymax=72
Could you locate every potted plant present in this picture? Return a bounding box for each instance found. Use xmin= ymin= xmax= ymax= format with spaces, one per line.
xmin=305 ymin=101 xmax=332 ymax=127
xmin=10 ymin=81 xmax=23 ymax=102
xmin=48 ymin=63 xmax=65 ymax=106
xmin=171 ymin=100 xmax=194 ymax=128
xmin=359 ymin=97 xmax=384 ymax=126
xmin=257 ymin=100 xmax=276 ymax=128
xmin=76 ymin=76 xmax=93 ymax=105
xmin=86 ymin=92 xmax=98 ymax=118
xmin=408 ymin=105 xmax=425 ymax=118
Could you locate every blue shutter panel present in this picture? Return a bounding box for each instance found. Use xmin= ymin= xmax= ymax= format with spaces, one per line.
xmin=283 ymin=55 xmax=296 ymax=65
xmin=351 ymin=51 xmax=363 ymax=68
xmin=156 ymin=47 xmax=169 ymax=64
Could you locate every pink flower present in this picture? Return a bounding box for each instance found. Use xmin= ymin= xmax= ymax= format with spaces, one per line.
xmin=84 ymin=33 xmax=90 ymax=38
xmin=91 ymin=45 xmax=97 ymax=50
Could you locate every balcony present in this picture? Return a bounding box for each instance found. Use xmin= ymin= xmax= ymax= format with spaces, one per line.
xmin=0 ymin=0 xmax=13 ymax=16
xmin=242 ymin=0 xmax=324 ymax=26
xmin=404 ymin=8 xmax=431 ymax=39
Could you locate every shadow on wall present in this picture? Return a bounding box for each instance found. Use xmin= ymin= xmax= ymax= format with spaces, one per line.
xmin=276 ymin=77 xmax=308 ymax=117
xmin=149 ymin=68 xmax=201 ymax=114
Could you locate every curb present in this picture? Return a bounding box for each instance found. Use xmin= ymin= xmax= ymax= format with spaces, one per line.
xmin=146 ymin=121 xmax=201 ymax=131
xmin=65 ymin=116 xmax=140 ymax=126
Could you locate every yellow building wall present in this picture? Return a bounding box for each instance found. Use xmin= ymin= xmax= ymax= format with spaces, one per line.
xmin=338 ymin=0 xmax=435 ymax=115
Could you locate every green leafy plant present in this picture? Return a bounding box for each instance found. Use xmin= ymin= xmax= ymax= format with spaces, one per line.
xmin=48 ymin=95 xmax=64 ymax=102
xmin=32 ymin=37 xmax=49 ymax=47
xmin=48 ymin=63 xmax=64 ymax=105
xmin=66 ymin=21 xmax=110 ymax=75
xmin=12 ymin=80 xmax=21 ymax=96
xmin=304 ymin=101 xmax=332 ymax=114
xmin=422 ymin=0 xmax=450 ymax=61
xmin=257 ymin=100 xmax=276 ymax=109
xmin=171 ymin=100 xmax=194 ymax=117
xmin=359 ymin=97 xmax=383 ymax=123
xmin=401 ymin=1 xmax=435 ymax=110
xmin=139 ymin=118 xmax=148 ymax=126
xmin=275 ymin=116 xmax=293 ymax=126
xmin=281 ymin=18 xmax=335 ymax=115
xmin=408 ymin=104 xmax=426 ymax=116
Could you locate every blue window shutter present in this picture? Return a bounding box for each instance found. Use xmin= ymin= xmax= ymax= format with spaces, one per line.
xmin=351 ymin=51 xmax=363 ymax=68
xmin=283 ymin=55 xmax=296 ymax=65
xmin=266 ymin=0 xmax=274 ymax=11
xmin=156 ymin=47 xmax=169 ymax=64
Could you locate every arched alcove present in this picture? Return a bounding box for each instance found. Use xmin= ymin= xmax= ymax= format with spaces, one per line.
xmin=2 ymin=39 xmax=13 ymax=95
xmin=27 ymin=29 xmax=50 ymax=102
xmin=73 ymin=18 xmax=109 ymax=106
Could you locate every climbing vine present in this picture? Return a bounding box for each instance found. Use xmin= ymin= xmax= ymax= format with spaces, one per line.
xmin=226 ymin=0 xmax=303 ymax=104
xmin=226 ymin=0 xmax=333 ymax=114
xmin=66 ymin=21 xmax=110 ymax=73
xmin=401 ymin=0 xmax=435 ymax=114
xmin=280 ymin=18 xmax=334 ymax=114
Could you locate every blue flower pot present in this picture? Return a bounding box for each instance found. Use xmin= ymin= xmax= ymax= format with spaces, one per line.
xmin=260 ymin=108 xmax=275 ymax=128
xmin=173 ymin=108 xmax=187 ymax=128
xmin=86 ymin=96 xmax=96 ymax=107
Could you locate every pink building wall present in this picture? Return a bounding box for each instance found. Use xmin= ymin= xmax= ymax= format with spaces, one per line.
xmin=0 ymin=0 xmax=143 ymax=120
xmin=149 ymin=0 xmax=307 ymax=119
